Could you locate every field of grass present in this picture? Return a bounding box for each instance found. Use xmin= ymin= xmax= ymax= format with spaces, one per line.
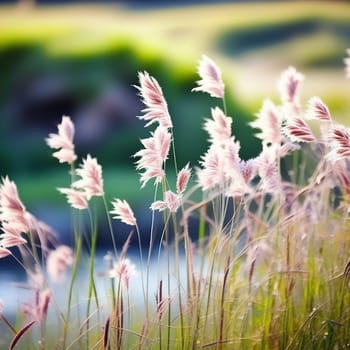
xmin=1 ymin=46 xmax=350 ymax=348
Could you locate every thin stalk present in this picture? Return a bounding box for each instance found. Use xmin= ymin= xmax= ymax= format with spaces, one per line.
xmin=146 ymin=184 xmax=160 ymax=320
xmin=62 ymin=214 xmax=82 ymax=348
xmin=86 ymin=207 xmax=100 ymax=349
xmin=102 ymin=196 xmax=117 ymax=309
xmin=171 ymin=131 xmax=179 ymax=175
xmin=102 ymin=196 xmax=118 ymax=257
xmin=0 ymin=315 xmax=16 ymax=334
xmin=222 ymin=96 xmax=228 ymax=116
xmin=157 ymin=280 xmax=163 ymax=350
xmin=218 ymin=257 xmax=230 ymax=350
xmin=166 ymin=227 xmax=171 ymax=350
xmin=172 ymin=213 xmax=185 ymax=350
xmin=135 ymin=223 xmax=147 ymax=312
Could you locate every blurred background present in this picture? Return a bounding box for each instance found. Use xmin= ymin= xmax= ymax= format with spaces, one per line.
xmin=0 ymin=0 xmax=350 ymax=246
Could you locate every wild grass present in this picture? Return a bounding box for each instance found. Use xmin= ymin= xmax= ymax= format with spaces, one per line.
xmin=1 ymin=51 xmax=350 ymax=350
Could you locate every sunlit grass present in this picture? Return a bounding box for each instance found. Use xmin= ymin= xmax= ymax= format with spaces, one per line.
xmin=1 ymin=6 xmax=350 ymax=348
xmin=1 ymin=48 xmax=350 ymax=349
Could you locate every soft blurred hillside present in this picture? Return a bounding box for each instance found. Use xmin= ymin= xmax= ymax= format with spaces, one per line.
xmin=0 ymin=1 xmax=350 ymax=213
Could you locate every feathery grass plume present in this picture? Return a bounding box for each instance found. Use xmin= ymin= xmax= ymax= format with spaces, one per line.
xmin=0 ymin=176 xmax=29 ymax=237
xmin=333 ymin=160 xmax=350 ymax=195
xmin=283 ymin=115 xmax=316 ymax=143
xmin=0 ymin=247 xmax=11 ymax=258
xmin=250 ymin=99 xmax=283 ymax=147
xmin=225 ymin=157 xmax=258 ymax=197
xmin=72 ymin=154 xmax=104 ymax=199
xmin=198 ymin=106 xmax=239 ymax=192
xmin=58 ymin=187 xmax=88 ymax=210
xmin=278 ymin=66 xmax=304 ymax=113
xmin=197 ymin=144 xmax=226 ymax=191
xmin=110 ymin=199 xmax=137 ymax=226
xmin=176 ymin=163 xmax=191 ymax=194
xmin=0 ymin=177 xmax=57 ymax=256
xmin=22 ymin=288 xmax=51 ymax=322
xmin=46 ymin=115 xmax=76 ymax=164
xmin=46 ymin=245 xmax=74 ymax=283
xmin=345 ymin=48 xmax=350 ymax=78
xmin=240 ymin=158 xmax=258 ymax=184
xmin=151 ymin=190 xmax=182 ymax=213
xmin=256 ymin=145 xmax=281 ymax=193
xmin=152 ymin=164 xmax=190 ymax=212
xmin=223 ymin=141 xmax=252 ymax=197
xmin=134 ymin=125 xmax=171 ymax=187
xmin=325 ymin=124 xmax=350 ymax=163
xmin=192 ymin=54 xmax=225 ymax=98
xmin=135 ymin=71 xmax=173 ymax=129
xmin=204 ymin=107 xmax=232 ymax=144
xmin=306 ymin=96 xmax=332 ymax=122
xmin=306 ymin=96 xmax=332 ymax=142
xmin=0 ymin=229 xmax=27 ymax=248
xmin=109 ymin=258 xmax=137 ymax=290
xmin=58 ymin=155 xmax=103 ymax=208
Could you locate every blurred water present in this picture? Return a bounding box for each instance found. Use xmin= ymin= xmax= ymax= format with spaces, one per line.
xmin=0 ymin=248 xmax=191 ymax=322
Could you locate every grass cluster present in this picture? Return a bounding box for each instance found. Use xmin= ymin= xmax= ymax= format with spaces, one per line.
xmin=1 ymin=51 xmax=350 ymax=350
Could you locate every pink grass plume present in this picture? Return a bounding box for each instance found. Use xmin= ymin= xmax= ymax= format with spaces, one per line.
xmin=283 ymin=115 xmax=316 ymax=143
xmin=257 ymin=146 xmax=281 ymax=194
xmin=197 ymin=144 xmax=225 ymax=191
xmin=46 ymin=115 xmax=77 ymax=164
xmin=306 ymin=97 xmax=332 ymax=122
xmin=135 ymin=71 xmax=172 ymax=129
xmin=326 ymin=124 xmax=350 ymax=163
xmin=110 ymin=199 xmax=137 ymax=226
xmin=58 ymin=187 xmax=88 ymax=210
xmin=192 ymin=55 xmax=225 ymax=98
xmin=0 ymin=231 xmax=27 ymax=248
xmin=176 ymin=163 xmax=191 ymax=194
xmin=47 ymin=245 xmax=74 ymax=283
xmin=134 ymin=126 xmax=171 ymax=187
xmin=72 ymin=154 xmax=104 ymax=199
xmin=109 ymin=258 xmax=137 ymax=290
xmin=0 ymin=176 xmax=29 ymax=236
xmin=0 ymin=247 xmax=11 ymax=259
xmin=151 ymin=190 xmax=182 ymax=213
xmin=204 ymin=107 xmax=232 ymax=144
xmin=278 ymin=66 xmax=304 ymax=104
xmin=22 ymin=288 xmax=51 ymax=322
xmin=250 ymin=99 xmax=283 ymax=146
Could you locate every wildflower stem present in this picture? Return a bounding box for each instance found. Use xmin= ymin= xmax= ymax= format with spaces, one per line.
xmin=62 ymin=232 xmax=82 ymax=348
xmin=0 ymin=315 xmax=16 ymax=334
xmin=172 ymin=213 xmax=185 ymax=350
xmin=145 ymin=185 xmax=159 ymax=320
xmin=86 ymin=207 xmax=100 ymax=349
xmin=102 ymin=195 xmax=118 ymax=257
xmin=222 ymin=96 xmax=228 ymax=116
xmin=171 ymin=132 xmax=179 ymax=175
